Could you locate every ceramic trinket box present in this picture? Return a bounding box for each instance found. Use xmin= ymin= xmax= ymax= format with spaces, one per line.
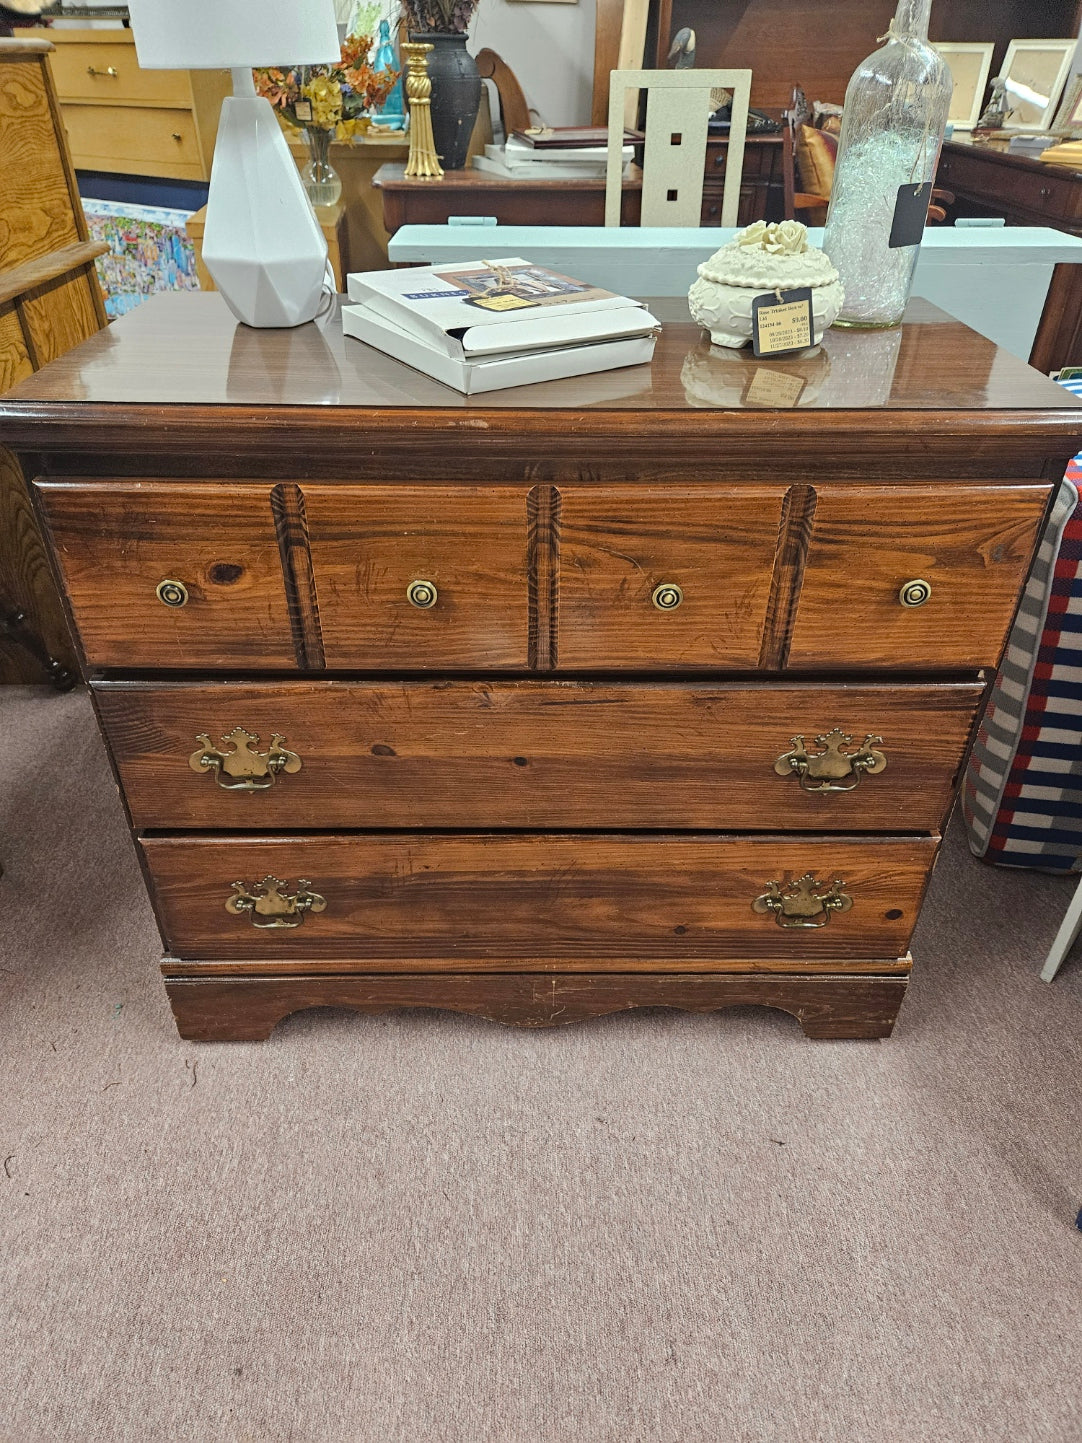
xmin=688 ymin=220 xmax=845 ymax=349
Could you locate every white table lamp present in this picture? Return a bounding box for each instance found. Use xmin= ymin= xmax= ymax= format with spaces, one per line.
xmin=127 ymin=0 xmax=341 ymax=328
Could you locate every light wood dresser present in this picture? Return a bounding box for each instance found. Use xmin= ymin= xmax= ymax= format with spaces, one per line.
xmin=1 ymin=293 xmax=1078 ymax=1042
xmin=33 ymin=27 xmax=229 ymax=181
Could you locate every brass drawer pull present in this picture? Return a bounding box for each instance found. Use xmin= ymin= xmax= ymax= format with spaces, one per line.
xmin=752 ymin=873 xmax=853 ymax=929
xmin=172 ymin=132 xmax=183 ymax=142
xmin=155 ymin=578 xmax=188 ymax=607
xmin=899 ymin=578 xmax=931 ymax=608
xmin=407 ymin=578 xmax=438 ymax=608
xmin=774 ymin=728 xmax=887 ymax=793
xmin=226 ymin=875 xmax=326 ymax=929
xmin=87 ymin=65 xmax=119 ymax=77
xmin=190 ymin=726 xmax=301 ymax=792
xmin=652 ymin=582 xmax=683 ymax=611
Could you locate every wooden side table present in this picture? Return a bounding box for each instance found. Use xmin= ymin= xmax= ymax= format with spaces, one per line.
xmin=374 ymin=136 xmax=784 ymax=236
xmin=286 ymin=133 xmax=409 ymax=272
xmin=186 ymin=200 xmax=351 ymax=293
xmin=939 ymin=136 xmax=1082 ymax=371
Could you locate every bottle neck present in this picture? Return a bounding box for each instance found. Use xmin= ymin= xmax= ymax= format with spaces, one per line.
xmin=891 ymin=0 xmax=932 ymax=39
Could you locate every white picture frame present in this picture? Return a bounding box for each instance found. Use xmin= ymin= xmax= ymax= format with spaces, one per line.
xmin=1052 ymin=72 xmax=1082 ymax=135
xmin=935 ymin=42 xmax=995 ymax=131
xmin=1000 ymin=38 xmax=1076 ymax=131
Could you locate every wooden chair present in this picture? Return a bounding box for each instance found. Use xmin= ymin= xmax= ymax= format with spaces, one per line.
xmin=0 ymin=36 xmax=107 ymax=686
xmin=475 ymin=48 xmax=531 ymax=140
xmin=605 ymin=68 xmax=752 ymax=228
xmin=783 ymin=116 xmax=956 ymax=225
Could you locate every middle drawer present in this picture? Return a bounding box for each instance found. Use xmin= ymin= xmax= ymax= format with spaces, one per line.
xmin=96 ymin=679 xmax=983 ymax=832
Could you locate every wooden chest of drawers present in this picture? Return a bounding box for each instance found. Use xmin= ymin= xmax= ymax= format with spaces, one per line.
xmin=33 ymin=28 xmax=230 ymax=182
xmin=2 ymin=293 xmax=1079 ymax=1042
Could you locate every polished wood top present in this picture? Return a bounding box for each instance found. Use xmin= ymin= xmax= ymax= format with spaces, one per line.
xmin=373 ymin=160 xmax=646 ymax=193
xmin=945 ymin=133 xmax=1082 ymax=179
xmin=3 ymin=293 xmax=1081 ymax=469
xmin=1 ymin=291 xmax=1074 ymax=413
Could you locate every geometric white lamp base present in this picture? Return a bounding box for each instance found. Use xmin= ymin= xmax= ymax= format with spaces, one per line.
xmin=203 ymin=91 xmax=330 ymax=328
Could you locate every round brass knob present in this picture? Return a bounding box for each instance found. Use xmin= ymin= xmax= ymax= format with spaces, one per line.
xmin=652 ymin=583 xmax=683 ymax=611
xmin=407 ymin=579 xmax=438 ymax=609
xmin=156 ymin=579 xmax=189 ymax=608
xmin=898 ymin=579 xmax=932 ymax=609
xmin=172 ymin=132 xmax=182 ymax=142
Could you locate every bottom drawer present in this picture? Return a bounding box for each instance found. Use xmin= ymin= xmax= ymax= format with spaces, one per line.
xmin=141 ymin=833 xmax=938 ymax=966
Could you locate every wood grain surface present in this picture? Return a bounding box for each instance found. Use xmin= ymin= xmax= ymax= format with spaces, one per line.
xmin=789 ymin=484 xmax=1051 ymax=669
xmin=0 ymin=40 xmax=106 ymax=684
xmin=34 ymin=480 xmax=296 ymax=670
xmin=0 ymin=241 xmax=106 ymax=308
xmin=17 ymin=269 xmax=103 ymax=371
xmin=140 ymin=832 xmax=938 ymax=964
xmin=96 ymin=679 xmax=983 ymax=832
xmin=0 ymin=46 xmax=80 ymax=271
xmin=164 ymin=970 xmax=910 ymax=1041
xmin=304 ymin=485 xmax=531 ymax=669
xmin=0 ymin=305 xmax=33 ymax=394
xmin=3 ymin=298 xmax=1081 ymax=487
xmin=61 ymin=103 xmax=203 ymax=182
xmin=0 ymin=445 xmax=76 ymax=682
xmin=556 ymin=486 xmax=785 ymax=670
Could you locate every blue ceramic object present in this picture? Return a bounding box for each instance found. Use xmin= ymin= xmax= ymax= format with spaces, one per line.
xmin=373 ymin=19 xmax=406 ymax=130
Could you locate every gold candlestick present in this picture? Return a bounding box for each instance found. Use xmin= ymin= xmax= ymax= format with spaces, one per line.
xmin=403 ymin=42 xmax=444 ymax=180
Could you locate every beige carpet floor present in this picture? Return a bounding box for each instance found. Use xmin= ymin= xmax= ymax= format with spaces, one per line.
xmin=0 ymin=685 xmax=1080 ymax=1443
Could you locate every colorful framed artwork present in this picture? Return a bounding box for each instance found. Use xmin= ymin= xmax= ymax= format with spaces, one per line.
xmin=1000 ymin=38 xmax=1076 ymax=130
xmin=935 ymin=42 xmax=995 ymax=131
xmin=1053 ymin=73 xmax=1082 ymax=135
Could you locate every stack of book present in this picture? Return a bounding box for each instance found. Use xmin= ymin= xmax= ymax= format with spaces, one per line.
xmin=342 ymin=258 xmax=660 ymax=395
xmin=472 ymin=127 xmax=637 ymax=181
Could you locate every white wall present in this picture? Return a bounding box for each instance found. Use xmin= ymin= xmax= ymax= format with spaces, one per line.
xmin=469 ymin=0 xmax=597 ymax=128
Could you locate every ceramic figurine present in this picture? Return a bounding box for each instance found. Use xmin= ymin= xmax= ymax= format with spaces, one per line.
xmin=687 ymin=220 xmax=844 ymax=349
xmin=976 ymin=76 xmax=1010 ymax=131
xmin=667 ymin=27 xmax=696 ymax=69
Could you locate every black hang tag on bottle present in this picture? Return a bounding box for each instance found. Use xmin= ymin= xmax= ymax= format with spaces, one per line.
xmin=751 ymin=287 xmax=814 ymax=358
xmin=889 ymin=182 xmax=932 ymax=249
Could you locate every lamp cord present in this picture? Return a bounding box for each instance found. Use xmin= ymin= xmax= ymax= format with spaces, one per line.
xmin=315 ymin=258 xmax=337 ymax=322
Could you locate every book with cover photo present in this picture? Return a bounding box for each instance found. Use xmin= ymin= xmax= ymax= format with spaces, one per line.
xmin=346 ymin=258 xmax=655 ymax=361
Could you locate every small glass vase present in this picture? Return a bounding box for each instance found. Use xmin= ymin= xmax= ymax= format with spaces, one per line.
xmin=302 ymin=127 xmax=342 ymax=208
xmin=822 ymin=0 xmax=953 ymax=328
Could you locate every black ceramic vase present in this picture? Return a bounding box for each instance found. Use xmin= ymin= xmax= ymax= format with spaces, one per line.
xmin=411 ymin=32 xmax=481 ymax=170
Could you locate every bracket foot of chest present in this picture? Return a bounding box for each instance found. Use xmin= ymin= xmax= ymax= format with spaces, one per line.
xmin=163 ymin=967 xmax=910 ymax=1042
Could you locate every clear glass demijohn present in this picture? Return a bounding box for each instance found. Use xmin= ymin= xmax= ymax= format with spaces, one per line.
xmin=822 ymin=0 xmax=953 ymax=328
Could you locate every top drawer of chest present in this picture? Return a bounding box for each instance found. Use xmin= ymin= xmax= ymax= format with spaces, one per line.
xmin=33 ymin=478 xmax=1049 ymax=673
xmin=47 ymin=39 xmax=192 ymax=107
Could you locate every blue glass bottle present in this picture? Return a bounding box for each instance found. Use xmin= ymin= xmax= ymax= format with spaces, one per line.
xmin=374 ymin=19 xmax=406 ymax=130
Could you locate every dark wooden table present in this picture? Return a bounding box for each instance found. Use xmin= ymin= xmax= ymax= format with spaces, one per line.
xmin=374 ymin=135 xmax=785 ymax=234
xmin=939 ymin=134 xmax=1082 ymax=369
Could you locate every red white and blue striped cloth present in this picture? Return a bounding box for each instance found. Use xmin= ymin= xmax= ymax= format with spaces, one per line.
xmin=963 ymin=376 xmax=1082 ymax=872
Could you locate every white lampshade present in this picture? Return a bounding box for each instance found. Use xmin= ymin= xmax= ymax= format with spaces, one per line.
xmin=127 ymin=0 xmax=340 ymax=70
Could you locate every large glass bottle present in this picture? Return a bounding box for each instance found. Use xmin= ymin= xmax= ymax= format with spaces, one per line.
xmin=822 ymin=0 xmax=952 ymax=328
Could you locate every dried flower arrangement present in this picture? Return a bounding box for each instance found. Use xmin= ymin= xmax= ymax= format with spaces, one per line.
xmin=254 ymin=34 xmax=398 ymax=139
xmin=400 ymin=0 xmax=480 ymax=36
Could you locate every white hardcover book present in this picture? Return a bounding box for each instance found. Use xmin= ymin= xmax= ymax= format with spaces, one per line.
xmin=342 ymin=303 xmax=657 ymax=395
xmin=345 ymin=258 xmax=653 ymax=362
xmin=473 ymin=154 xmax=615 ymax=181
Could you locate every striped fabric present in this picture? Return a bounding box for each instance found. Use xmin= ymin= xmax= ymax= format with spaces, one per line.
xmin=963 ymin=376 xmax=1082 ymax=872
